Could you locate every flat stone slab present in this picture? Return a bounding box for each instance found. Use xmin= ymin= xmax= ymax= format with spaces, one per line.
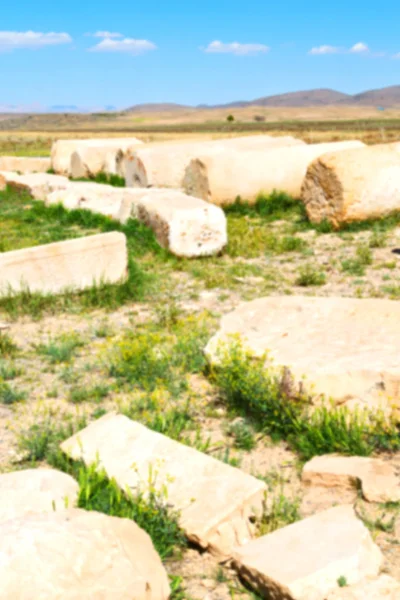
xmin=61 ymin=413 xmax=266 ymax=558
xmin=302 ymin=455 xmax=400 ymax=503
xmin=326 ymin=575 xmax=400 ymax=599
xmin=0 ymin=509 xmax=170 ymax=600
xmin=0 ymin=156 xmax=51 ymax=174
xmin=0 ymin=468 xmax=79 ymax=522
xmin=0 ymin=171 xmax=69 ymax=200
xmin=136 ymin=190 xmax=227 ymax=257
xmin=206 ymin=296 xmax=400 ymax=412
xmin=0 ymin=231 xmax=127 ymax=295
xmin=233 ymin=505 xmax=383 ymax=600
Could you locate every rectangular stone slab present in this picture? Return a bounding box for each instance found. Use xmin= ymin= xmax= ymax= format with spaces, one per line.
xmin=233 ymin=505 xmax=383 ymax=600
xmin=0 ymin=232 xmax=127 ymax=295
xmin=61 ymin=413 xmax=266 ymax=558
xmin=0 ymin=171 xmax=69 ymax=200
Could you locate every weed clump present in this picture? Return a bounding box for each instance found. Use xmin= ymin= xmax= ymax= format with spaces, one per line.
xmin=295 ymin=263 xmax=326 ymax=287
xmin=211 ymin=340 xmax=400 ymax=460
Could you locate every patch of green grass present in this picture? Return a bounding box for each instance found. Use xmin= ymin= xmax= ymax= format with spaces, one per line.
xmin=77 ymin=462 xmax=186 ymax=560
xmin=35 ymin=333 xmax=84 ymax=364
xmin=0 ymin=332 xmax=19 ymax=357
xmin=337 ymin=576 xmax=348 ymax=588
xmin=257 ymin=492 xmax=301 ymax=536
xmin=68 ymin=384 xmax=110 ymax=404
xmin=72 ymin=172 xmax=125 ymax=187
xmin=295 ymin=263 xmax=326 ymax=287
xmin=341 ymin=244 xmax=373 ymax=276
xmin=108 ymin=313 xmax=212 ymax=395
xmin=226 ymin=420 xmax=257 ymax=451
xmin=0 ymin=360 xmax=22 ymax=380
xmin=211 ymin=340 xmax=400 ymax=460
xmin=369 ymin=227 xmax=388 ymax=248
xmin=0 ymin=382 xmax=26 ymax=404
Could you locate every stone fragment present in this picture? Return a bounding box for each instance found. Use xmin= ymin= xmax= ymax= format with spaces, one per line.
xmin=0 ymin=509 xmax=170 ymax=600
xmin=302 ymin=455 xmax=400 ymax=503
xmin=0 ymin=156 xmax=51 ymax=173
xmin=0 ymin=232 xmax=127 ymax=295
xmin=46 ymin=182 xmax=177 ymax=223
xmin=124 ymin=135 xmax=304 ymax=189
xmin=70 ymin=140 xmax=144 ymax=179
xmin=0 ymin=171 xmax=69 ymax=199
xmin=326 ymin=575 xmax=400 ymax=599
xmin=233 ymin=505 xmax=383 ymax=600
xmin=206 ymin=295 xmax=400 ymax=413
xmin=61 ymin=413 xmax=266 ymax=558
xmin=136 ymin=190 xmax=227 ymax=257
xmin=183 ymin=141 xmax=364 ymax=205
xmin=0 ymin=468 xmax=79 ymax=522
xmin=302 ymin=142 xmax=400 ymax=228
xmin=51 ymin=137 xmax=144 ymax=175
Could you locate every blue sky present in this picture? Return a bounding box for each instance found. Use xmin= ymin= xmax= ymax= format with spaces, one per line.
xmin=1 ymin=0 xmax=400 ymax=110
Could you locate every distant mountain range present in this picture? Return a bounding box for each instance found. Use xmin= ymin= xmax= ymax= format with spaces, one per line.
xmin=125 ymin=86 xmax=400 ymax=112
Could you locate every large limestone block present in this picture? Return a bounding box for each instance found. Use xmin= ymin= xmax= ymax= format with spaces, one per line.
xmin=51 ymin=138 xmax=143 ymax=176
xmin=301 ymin=143 xmax=400 ymax=228
xmin=0 ymin=171 xmax=69 ymax=200
xmin=326 ymin=575 xmax=400 ymax=599
xmin=0 ymin=509 xmax=170 ymax=600
xmin=183 ymin=140 xmax=364 ymax=205
xmin=46 ymin=183 xmax=180 ymax=223
xmin=0 ymin=156 xmax=51 ymax=174
xmin=0 ymin=232 xmax=127 ymax=295
xmin=70 ymin=140 xmax=144 ymax=179
xmin=233 ymin=505 xmax=383 ymax=600
xmin=206 ymin=296 xmax=400 ymax=412
xmin=61 ymin=413 xmax=266 ymax=558
xmin=0 ymin=468 xmax=79 ymax=522
xmin=136 ymin=190 xmax=227 ymax=257
xmin=124 ymin=135 xmax=304 ymax=189
xmin=302 ymin=455 xmax=400 ymax=503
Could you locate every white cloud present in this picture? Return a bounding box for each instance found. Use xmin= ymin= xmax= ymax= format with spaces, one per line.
xmin=89 ymin=37 xmax=157 ymax=54
xmin=393 ymin=53 xmax=400 ymax=59
xmin=0 ymin=31 xmax=72 ymax=52
xmin=350 ymin=42 xmax=369 ymax=53
xmin=203 ymin=41 xmax=269 ymax=56
xmin=309 ymin=45 xmax=340 ymax=55
xmin=92 ymin=31 xmax=123 ymax=39
xmin=309 ymin=41 xmax=381 ymax=57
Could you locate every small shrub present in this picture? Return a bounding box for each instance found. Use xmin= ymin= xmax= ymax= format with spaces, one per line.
xmin=0 ymin=382 xmax=26 ymax=404
xmin=0 ymin=332 xmax=19 ymax=357
xmin=77 ymin=462 xmax=186 ymax=560
xmin=36 ymin=333 xmax=84 ymax=364
xmin=0 ymin=360 xmax=22 ymax=380
xmin=295 ymin=263 xmax=326 ymax=287
xmin=337 ymin=576 xmax=348 ymax=588
xmin=257 ymin=492 xmax=301 ymax=536
xmin=226 ymin=114 xmax=235 ymax=122
xmin=226 ymin=420 xmax=257 ymax=451
xmin=369 ymin=227 xmax=387 ymax=248
xmin=69 ymin=384 xmax=110 ymax=404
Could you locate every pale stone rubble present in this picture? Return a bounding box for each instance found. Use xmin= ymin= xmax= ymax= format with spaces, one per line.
xmin=301 ymin=142 xmax=400 ymax=228
xmin=51 ymin=137 xmax=144 ymax=176
xmin=183 ymin=140 xmax=365 ymax=205
xmin=61 ymin=413 xmax=267 ymax=559
xmin=233 ymin=505 xmax=383 ymax=600
xmin=0 ymin=171 xmax=70 ymax=199
xmin=0 ymin=232 xmax=128 ymax=295
xmin=0 ymin=468 xmax=79 ymax=522
xmin=124 ymin=135 xmax=304 ymax=188
xmin=0 ymin=509 xmax=170 ymax=600
xmin=0 ymin=156 xmax=51 ymax=173
xmin=302 ymin=455 xmax=400 ymax=503
xmin=70 ymin=139 xmax=144 ymax=179
xmin=206 ymin=295 xmax=400 ymax=415
xmin=136 ymin=190 xmax=227 ymax=257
